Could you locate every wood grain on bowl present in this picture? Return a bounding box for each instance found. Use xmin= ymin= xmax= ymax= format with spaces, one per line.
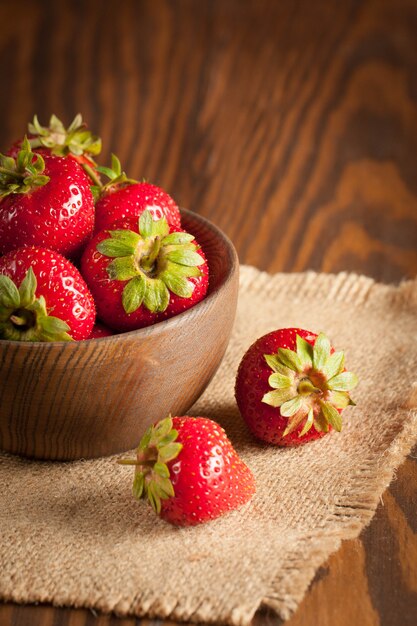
xmin=0 ymin=210 xmax=239 ymax=461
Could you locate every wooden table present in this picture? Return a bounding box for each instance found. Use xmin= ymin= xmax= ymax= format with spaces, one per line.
xmin=1 ymin=0 xmax=416 ymax=624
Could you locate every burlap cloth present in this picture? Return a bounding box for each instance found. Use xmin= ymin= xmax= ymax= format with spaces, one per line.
xmin=1 ymin=267 xmax=417 ymax=625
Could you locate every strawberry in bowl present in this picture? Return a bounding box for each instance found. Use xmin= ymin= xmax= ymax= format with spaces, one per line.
xmin=91 ymin=155 xmax=181 ymax=231
xmin=0 ymin=246 xmax=95 ymax=341
xmin=0 ymin=138 xmax=95 ymax=258
xmin=81 ymin=209 xmax=208 ymax=331
xmin=235 ymin=328 xmax=358 ymax=446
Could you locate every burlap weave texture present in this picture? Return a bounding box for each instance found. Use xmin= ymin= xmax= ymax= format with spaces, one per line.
xmin=1 ymin=267 xmax=417 ymax=625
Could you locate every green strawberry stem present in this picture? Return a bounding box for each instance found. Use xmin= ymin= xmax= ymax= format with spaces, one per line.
xmin=141 ymin=237 xmax=161 ymax=272
xmin=262 ymin=332 xmax=358 ymax=438
xmin=82 ymin=162 xmax=102 ymax=188
xmin=97 ymin=209 xmax=205 ymax=315
xmin=0 ymin=137 xmax=50 ymax=198
xmin=117 ymin=459 xmax=155 ymax=467
xmin=9 ymin=310 xmax=35 ymax=328
xmin=0 ymin=267 xmax=72 ymax=342
xmin=118 ymin=416 xmax=183 ymax=515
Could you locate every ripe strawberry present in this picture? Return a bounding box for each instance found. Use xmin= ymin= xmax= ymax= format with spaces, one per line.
xmin=88 ymin=322 xmax=114 ymax=339
xmin=8 ymin=113 xmax=101 ymax=169
xmin=92 ymin=155 xmax=181 ymax=231
xmin=0 ymin=138 xmax=95 ymax=258
xmin=235 ymin=328 xmax=358 ymax=446
xmin=80 ymin=209 xmax=208 ymax=332
xmin=0 ymin=246 xmax=95 ymax=341
xmin=119 ymin=415 xmax=255 ymax=526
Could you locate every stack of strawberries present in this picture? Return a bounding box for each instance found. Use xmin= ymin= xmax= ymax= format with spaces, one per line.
xmin=0 ymin=115 xmax=359 ymax=527
xmin=0 ymin=114 xmax=209 ymax=341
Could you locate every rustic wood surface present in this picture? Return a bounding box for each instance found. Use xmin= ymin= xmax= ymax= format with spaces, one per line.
xmin=0 ymin=0 xmax=416 ymax=624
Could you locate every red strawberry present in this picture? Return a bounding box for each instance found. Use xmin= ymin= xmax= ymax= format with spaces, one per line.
xmin=119 ymin=415 xmax=255 ymax=526
xmin=0 ymin=246 xmax=95 ymax=341
xmin=80 ymin=209 xmax=208 ymax=332
xmin=235 ymin=328 xmax=358 ymax=446
xmin=7 ymin=113 xmax=101 ymax=169
xmin=92 ymin=155 xmax=181 ymax=231
xmin=0 ymin=139 xmax=95 ymax=258
xmin=88 ymin=322 xmax=114 ymax=339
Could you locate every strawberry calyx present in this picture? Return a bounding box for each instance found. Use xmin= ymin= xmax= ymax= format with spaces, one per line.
xmin=118 ymin=416 xmax=182 ymax=514
xmin=28 ymin=114 xmax=102 ymax=161
xmin=0 ymin=137 xmax=50 ymax=198
xmin=262 ymin=333 xmax=358 ymax=437
xmin=97 ymin=209 xmax=204 ymax=314
xmin=0 ymin=267 xmax=72 ymax=341
xmin=87 ymin=154 xmax=137 ymax=200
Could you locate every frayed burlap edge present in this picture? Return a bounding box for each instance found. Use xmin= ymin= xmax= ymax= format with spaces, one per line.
xmin=260 ymin=409 xmax=417 ymax=621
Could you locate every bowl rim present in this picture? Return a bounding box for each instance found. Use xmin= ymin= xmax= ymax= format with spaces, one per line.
xmin=0 ymin=209 xmax=239 ymax=348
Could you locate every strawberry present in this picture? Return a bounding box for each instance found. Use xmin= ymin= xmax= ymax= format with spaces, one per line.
xmin=7 ymin=113 xmax=102 ymax=169
xmin=0 ymin=246 xmax=95 ymax=341
xmin=88 ymin=322 xmax=114 ymax=339
xmin=235 ymin=328 xmax=358 ymax=446
xmin=92 ymin=155 xmax=181 ymax=231
xmin=119 ymin=415 xmax=255 ymax=526
xmin=80 ymin=209 xmax=208 ymax=332
xmin=0 ymin=138 xmax=95 ymax=258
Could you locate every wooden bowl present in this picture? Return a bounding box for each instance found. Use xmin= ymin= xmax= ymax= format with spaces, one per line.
xmin=0 ymin=210 xmax=239 ymax=461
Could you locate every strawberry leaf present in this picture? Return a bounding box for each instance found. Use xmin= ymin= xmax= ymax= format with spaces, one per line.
xmin=280 ymin=395 xmax=304 ymax=417
xmin=0 ymin=275 xmax=20 ymax=309
xmin=97 ymin=238 xmax=137 ymax=258
xmin=296 ymin=335 xmax=313 ymax=368
xmin=158 ymin=430 xmax=179 ymax=447
xmin=107 ymin=257 xmax=138 ymax=281
xmin=154 ymin=476 xmax=175 ymax=499
xmin=154 ymin=462 xmax=170 ymax=478
xmin=139 ymin=426 xmax=152 ymax=451
xmin=277 ymin=347 xmax=303 ymax=372
xmin=326 ymin=371 xmax=358 ymax=391
xmin=165 ymin=247 xmax=205 ymax=267
xmin=320 ymin=400 xmax=343 ymax=432
xmin=314 ymin=412 xmax=329 ymax=433
xmin=322 ymin=351 xmax=345 ymax=379
xmin=264 ymin=353 xmax=292 ymax=376
xmin=299 ymin=408 xmax=314 ymax=437
xmin=132 ymin=472 xmax=145 ymax=500
xmin=158 ymin=442 xmax=182 ymax=463
xmin=139 ymin=210 xmax=153 ymax=238
xmin=313 ymin=333 xmax=331 ymax=370
xmin=154 ymin=416 xmax=174 ymax=439
xmin=162 ymin=232 xmax=195 ymax=246
xmin=328 ymin=390 xmax=351 ymax=409
xmin=268 ymin=373 xmax=292 ymax=389
xmin=122 ymin=275 xmax=146 ymax=313
xmin=143 ymin=278 xmax=169 ymax=313
xmin=283 ymin=407 xmax=309 ymax=437
xmin=108 ymin=229 xmax=141 ymax=247
xmin=38 ymin=316 xmax=72 ymax=342
xmin=262 ymin=388 xmax=295 ymax=407
xmin=160 ymin=269 xmax=194 ymax=298
xmin=147 ymin=482 xmax=161 ymax=514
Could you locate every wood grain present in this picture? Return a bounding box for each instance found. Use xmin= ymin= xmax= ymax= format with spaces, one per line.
xmin=0 ymin=0 xmax=416 ymax=623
